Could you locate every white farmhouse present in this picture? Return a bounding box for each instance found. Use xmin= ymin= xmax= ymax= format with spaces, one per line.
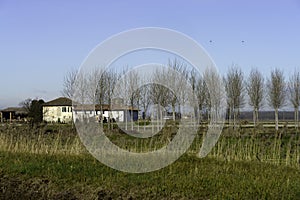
xmin=43 ymin=97 xmax=73 ymax=123
xmin=43 ymin=97 xmax=139 ymax=123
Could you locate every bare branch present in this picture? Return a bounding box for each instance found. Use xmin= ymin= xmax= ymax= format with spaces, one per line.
xmin=62 ymin=69 xmax=78 ymax=98
xmin=246 ymin=68 xmax=264 ymax=125
xmin=267 ymin=68 xmax=286 ymax=130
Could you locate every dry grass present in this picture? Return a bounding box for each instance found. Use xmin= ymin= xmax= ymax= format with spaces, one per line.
xmin=0 ymin=123 xmax=299 ymax=169
xmin=0 ymin=124 xmax=86 ymax=155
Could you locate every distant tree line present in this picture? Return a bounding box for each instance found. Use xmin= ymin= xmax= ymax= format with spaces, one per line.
xmin=223 ymin=65 xmax=300 ymax=131
xmin=62 ymin=60 xmax=300 ymax=131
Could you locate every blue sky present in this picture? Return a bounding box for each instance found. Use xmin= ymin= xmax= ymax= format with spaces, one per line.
xmin=0 ymin=0 xmax=300 ymax=108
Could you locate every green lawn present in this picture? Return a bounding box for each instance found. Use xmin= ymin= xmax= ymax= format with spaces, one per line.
xmin=0 ymin=123 xmax=300 ymax=199
xmin=1 ymin=151 xmax=300 ymax=199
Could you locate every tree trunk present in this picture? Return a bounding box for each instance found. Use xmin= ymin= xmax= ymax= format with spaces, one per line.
xmin=228 ymin=106 xmax=232 ymax=126
xmin=297 ymin=109 xmax=299 ymax=129
xmin=178 ymin=103 xmax=181 ymax=120
xmin=295 ymin=108 xmax=297 ymax=129
xmin=253 ymin=107 xmax=259 ymax=127
xmin=275 ymin=108 xmax=279 ymax=131
xmin=233 ymin=108 xmax=237 ymax=130
xmin=157 ymin=106 xmax=160 ymax=132
xmin=143 ymin=106 xmax=146 ymax=131
xmin=125 ymin=110 xmax=128 ymax=131
xmin=198 ymin=108 xmax=202 ymax=124
xmin=194 ymin=106 xmax=198 ymax=120
xmin=253 ymin=109 xmax=256 ymax=127
xmin=160 ymin=108 xmax=163 ymax=129
xmin=151 ymin=111 xmax=154 ymax=134
xmin=294 ymin=107 xmax=299 ymax=130
xmin=137 ymin=105 xmax=140 ymax=132
xmin=256 ymin=108 xmax=259 ymax=124
xmin=172 ymin=104 xmax=176 ymax=122
xmin=131 ymin=109 xmax=134 ymax=131
xmin=297 ymin=108 xmax=299 ymax=129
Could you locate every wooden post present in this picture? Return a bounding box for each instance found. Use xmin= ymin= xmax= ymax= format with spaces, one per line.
xmin=0 ymin=112 xmax=2 ymax=123
xmin=10 ymin=112 xmax=12 ymax=123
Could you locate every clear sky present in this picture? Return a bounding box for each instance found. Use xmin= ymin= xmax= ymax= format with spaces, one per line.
xmin=0 ymin=0 xmax=300 ymax=109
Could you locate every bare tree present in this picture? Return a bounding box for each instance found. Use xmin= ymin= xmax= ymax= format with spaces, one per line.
xmin=139 ymin=82 xmax=151 ymax=120
xmin=62 ymin=69 xmax=78 ymax=98
xmin=267 ymin=69 xmax=286 ymax=131
xmin=246 ymin=68 xmax=264 ymax=126
xmin=174 ymin=62 xmax=189 ymax=120
xmin=150 ymin=68 xmax=170 ymax=108
xmin=105 ymin=69 xmax=119 ymax=106
xmin=196 ymin=75 xmax=208 ymax=121
xmin=168 ymin=59 xmax=188 ymax=121
xmin=105 ymin=69 xmax=119 ymax=129
xmin=150 ymin=68 xmax=171 ymax=130
xmin=113 ymin=68 xmax=141 ymax=130
xmin=72 ymin=71 xmax=89 ymax=105
xmin=190 ymin=69 xmax=207 ymax=121
xmin=20 ymin=98 xmax=32 ymax=112
xmin=113 ymin=68 xmax=129 ymax=130
xmin=224 ymin=65 xmax=245 ymax=127
xmin=20 ymin=98 xmax=45 ymax=127
xmin=288 ymin=70 xmax=300 ymax=129
xmin=189 ymin=69 xmax=198 ymax=119
xmin=95 ymin=70 xmax=108 ymax=115
xmin=87 ymin=68 xmax=103 ymax=104
xmin=204 ymin=68 xmax=226 ymax=122
xmin=126 ymin=70 xmax=140 ymax=130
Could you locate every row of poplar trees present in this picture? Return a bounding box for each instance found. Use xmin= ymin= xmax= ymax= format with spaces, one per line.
xmin=62 ymin=60 xmax=300 ymax=131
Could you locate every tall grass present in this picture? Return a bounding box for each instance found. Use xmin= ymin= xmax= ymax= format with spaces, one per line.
xmin=0 ymin=124 xmax=86 ymax=155
xmin=0 ymin=123 xmax=299 ymax=169
xmin=206 ymin=127 xmax=300 ymax=168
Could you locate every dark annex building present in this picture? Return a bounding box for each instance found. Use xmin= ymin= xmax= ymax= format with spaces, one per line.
xmin=0 ymin=107 xmax=28 ymax=122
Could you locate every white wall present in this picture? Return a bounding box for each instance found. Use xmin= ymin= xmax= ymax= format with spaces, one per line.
xmin=43 ymin=106 xmax=73 ymax=123
xmin=73 ymin=110 xmax=125 ymax=122
xmin=43 ymin=107 xmax=126 ymax=123
xmin=103 ymin=110 xmax=124 ymax=122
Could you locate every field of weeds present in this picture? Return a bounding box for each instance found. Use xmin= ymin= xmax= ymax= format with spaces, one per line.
xmin=0 ymin=123 xmax=300 ymax=199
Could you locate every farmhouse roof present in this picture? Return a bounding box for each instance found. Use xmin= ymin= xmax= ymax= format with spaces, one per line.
xmin=73 ymin=104 xmax=139 ymax=111
xmin=73 ymin=104 xmax=110 ymax=111
xmin=1 ymin=107 xmax=28 ymax=114
xmin=43 ymin=97 xmax=72 ymax=106
xmin=43 ymin=97 xmax=139 ymax=111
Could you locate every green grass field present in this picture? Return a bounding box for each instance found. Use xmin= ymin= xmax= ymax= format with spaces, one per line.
xmin=0 ymin=123 xmax=300 ymax=199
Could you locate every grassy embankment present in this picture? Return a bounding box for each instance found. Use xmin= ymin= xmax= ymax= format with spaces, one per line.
xmin=0 ymin=122 xmax=300 ymax=199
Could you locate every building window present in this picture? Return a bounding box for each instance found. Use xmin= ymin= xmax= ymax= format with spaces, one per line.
xmin=62 ymin=107 xmax=67 ymax=112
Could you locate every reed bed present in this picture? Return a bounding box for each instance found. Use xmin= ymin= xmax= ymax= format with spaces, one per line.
xmin=0 ymin=123 xmax=299 ymax=169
